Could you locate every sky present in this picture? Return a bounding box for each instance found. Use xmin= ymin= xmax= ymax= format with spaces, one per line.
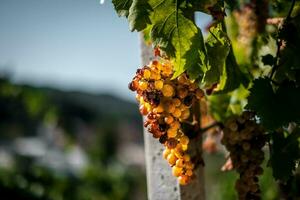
xmin=0 ymin=0 xmax=210 ymax=101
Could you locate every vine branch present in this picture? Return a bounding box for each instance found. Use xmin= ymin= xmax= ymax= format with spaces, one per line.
xmin=269 ymin=0 xmax=296 ymax=79
xmin=194 ymin=122 xmax=222 ymax=138
xmin=269 ymin=39 xmax=281 ymax=79
xmin=200 ymin=122 xmax=222 ymax=134
xmin=287 ymin=0 xmax=296 ymax=20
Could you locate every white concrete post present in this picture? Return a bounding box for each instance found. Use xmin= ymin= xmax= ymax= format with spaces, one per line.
xmin=140 ymin=34 xmax=205 ymax=200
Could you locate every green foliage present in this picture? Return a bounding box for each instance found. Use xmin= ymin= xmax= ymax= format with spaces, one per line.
xmin=269 ymin=129 xmax=300 ymax=181
xmin=247 ymin=78 xmax=300 ymax=129
xmin=203 ymin=20 xmax=250 ymax=93
xmin=209 ymin=85 xmax=249 ymax=122
xmin=216 ymin=49 xmax=249 ymax=93
xmin=0 ymin=163 xmax=146 ymax=200
xmin=261 ymin=54 xmax=275 ymax=67
xmin=246 ymin=78 xmax=276 ymax=128
xmin=271 ymin=0 xmax=300 ymax=17
xmin=128 ymin=0 xmax=152 ymax=31
xmin=259 ymin=161 xmax=280 ymax=200
xmin=189 ymin=0 xmax=218 ymax=13
xmin=208 ymin=93 xmax=231 ymax=122
xmin=0 ymin=77 xmax=146 ymax=200
xmin=112 ymin=0 xmax=252 ymax=85
xmin=278 ymin=171 xmax=300 ymax=199
xmin=204 ymin=23 xmax=230 ymax=87
xmin=112 ymin=0 xmax=300 ymax=197
xmin=113 ymin=0 xmax=208 ymax=79
xmin=150 ymin=0 xmax=208 ymax=79
xmin=275 ymin=13 xmax=300 ymax=83
xmin=112 ymin=0 xmax=132 ymax=17
xmin=224 ymin=0 xmax=239 ymax=10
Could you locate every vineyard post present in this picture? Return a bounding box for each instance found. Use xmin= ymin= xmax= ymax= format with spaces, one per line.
xmin=140 ymin=33 xmax=205 ymax=200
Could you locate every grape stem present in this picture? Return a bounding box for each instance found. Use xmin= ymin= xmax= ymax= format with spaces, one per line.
xmin=269 ymin=39 xmax=281 ymax=79
xmin=287 ymin=0 xmax=296 ymax=20
xmin=198 ymin=122 xmax=222 ymax=135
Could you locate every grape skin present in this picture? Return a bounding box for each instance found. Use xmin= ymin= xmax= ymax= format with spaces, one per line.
xmin=129 ymin=59 xmax=205 ymax=185
xmin=222 ymin=111 xmax=266 ymax=200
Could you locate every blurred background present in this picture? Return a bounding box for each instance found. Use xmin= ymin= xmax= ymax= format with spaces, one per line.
xmin=0 ymin=1 xmax=145 ymax=199
xmin=0 ymin=0 xmax=279 ymax=199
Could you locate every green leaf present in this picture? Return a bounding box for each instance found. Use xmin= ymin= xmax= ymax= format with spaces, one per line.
xmin=275 ymin=13 xmax=300 ymax=82
xmin=247 ymin=78 xmax=276 ymax=128
xmin=208 ymin=93 xmax=231 ymax=122
xmin=229 ymin=85 xmax=249 ymax=114
xmin=224 ymin=0 xmax=239 ymax=10
xmin=216 ymin=48 xmax=249 ymax=93
xmin=208 ymin=85 xmax=249 ymax=122
xmin=128 ymin=0 xmax=152 ymax=31
xmin=112 ymin=0 xmax=133 ymax=17
xmin=189 ymin=0 xmax=218 ymax=13
xmin=113 ymin=0 xmax=208 ymax=79
xmin=184 ymin=28 xmax=208 ymax=80
xmin=202 ymin=22 xmax=249 ymax=93
xmin=142 ymin=24 xmax=152 ymax=44
xmin=203 ymin=23 xmax=230 ymax=87
xmin=276 ymin=81 xmax=300 ymax=124
xmin=246 ymin=78 xmax=300 ymax=129
xmin=269 ymin=130 xmax=300 ymax=181
xmin=149 ymin=0 xmax=208 ymax=79
xmin=261 ymin=54 xmax=275 ymax=66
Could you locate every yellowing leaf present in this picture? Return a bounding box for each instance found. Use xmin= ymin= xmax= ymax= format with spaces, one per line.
xmin=149 ymin=0 xmax=208 ymax=79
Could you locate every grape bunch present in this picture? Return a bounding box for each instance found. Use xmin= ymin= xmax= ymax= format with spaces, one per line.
xmin=221 ymin=111 xmax=266 ymax=200
xmin=129 ymin=59 xmax=204 ymax=185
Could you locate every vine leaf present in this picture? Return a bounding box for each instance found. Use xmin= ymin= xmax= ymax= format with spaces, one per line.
xmin=208 ymin=93 xmax=231 ymax=122
xmin=142 ymin=24 xmax=152 ymax=45
xmin=183 ymin=28 xmax=207 ymax=80
xmin=261 ymin=54 xmax=275 ymax=67
xmin=275 ymin=13 xmax=300 ymax=82
xmin=224 ymin=0 xmax=239 ymax=10
xmin=112 ymin=0 xmax=133 ymax=17
xmin=208 ymin=85 xmax=249 ymax=122
xmin=128 ymin=0 xmax=152 ymax=31
xmin=269 ymin=130 xmax=300 ymax=181
xmin=113 ymin=0 xmax=209 ymax=80
xmin=189 ymin=0 xmax=218 ymax=13
xmin=246 ymin=78 xmax=275 ymax=128
xmin=203 ymin=23 xmax=249 ymax=92
xmin=246 ymin=78 xmax=300 ymax=129
xmin=215 ymin=48 xmax=249 ymax=93
xmin=203 ymin=23 xmax=230 ymax=87
xmin=149 ymin=0 xmax=208 ymax=79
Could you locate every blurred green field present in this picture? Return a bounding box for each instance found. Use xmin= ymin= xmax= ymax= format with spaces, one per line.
xmin=0 ymin=75 xmax=281 ymax=200
xmin=0 ymin=75 xmax=147 ymax=200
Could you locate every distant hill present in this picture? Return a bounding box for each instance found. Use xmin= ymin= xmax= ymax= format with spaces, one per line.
xmin=18 ymin=83 xmax=141 ymax=120
xmin=0 ymin=78 xmax=144 ymax=144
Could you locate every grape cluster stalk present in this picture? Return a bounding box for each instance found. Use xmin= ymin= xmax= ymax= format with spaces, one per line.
xmin=221 ymin=111 xmax=266 ymax=200
xmin=129 ymin=59 xmax=204 ymax=185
